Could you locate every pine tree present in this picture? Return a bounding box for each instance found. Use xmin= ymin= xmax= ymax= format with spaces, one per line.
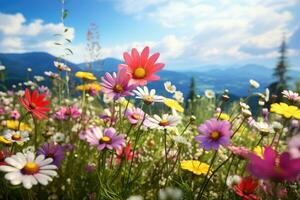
xmin=269 ymin=36 xmax=289 ymax=101
xmin=188 ymin=77 xmax=196 ymax=102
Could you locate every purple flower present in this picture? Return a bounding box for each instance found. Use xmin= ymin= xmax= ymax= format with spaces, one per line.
xmin=195 ymin=118 xmax=232 ymax=150
xmin=85 ymin=127 xmax=125 ymax=151
xmin=85 ymin=163 xmax=96 ymax=173
xmin=100 ymin=68 xmax=136 ymax=100
xmin=125 ymin=107 xmax=144 ymax=125
xmin=247 ymin=147 xmax=300 ymax=181
xmin=37 ymin=143 xmax=65 ymax=167
xmin=99 ymin=108 xmax=118 ymax=125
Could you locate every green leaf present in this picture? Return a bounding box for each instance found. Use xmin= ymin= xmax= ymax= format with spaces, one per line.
xmin=65 ymin=38 xmax=72 ymax=43
xmin=63 ymin=9 xmax=68 ymax=19
xmin=65 ymin=48 xmax=73 ymax=54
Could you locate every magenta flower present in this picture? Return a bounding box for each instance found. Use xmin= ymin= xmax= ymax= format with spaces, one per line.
xmin=54 ymin=105 xmax=81 ymax=120
xmin=100 ymin=68 xmax=136 ymax=100
xmin=10 ymin=110 xmax=20 ymax=120
xmin=247 ymin=147 xmax=300 ymax=181
xmin=37 ymin=143 xmax=65 ymax=167
xmin=85 ymin=127 xmax=125 ymax=151
xmin=195 ymin=118 xmax=232 ymax=150
xmin=125 ymin=107 xmax=144 ymax=125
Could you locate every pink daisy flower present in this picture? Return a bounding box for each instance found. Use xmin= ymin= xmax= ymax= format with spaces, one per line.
xmin=118 ymin=46 xmax=165 ymax=86
xmin=125 ymin=107 xmax=145 ymax=125
xmin=85 ymin=127 xmax=125 ymax=151
xmin=101 ymin=68 xmax=136 ymax=100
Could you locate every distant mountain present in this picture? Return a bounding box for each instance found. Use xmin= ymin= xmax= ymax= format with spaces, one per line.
xmin=1 ymin=52 xmax=299 ymax=97
xmin=0 ymin=52 xmax=79 ymax=87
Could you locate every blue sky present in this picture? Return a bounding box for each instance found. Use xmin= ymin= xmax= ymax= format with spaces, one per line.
xmin=0 ymin=0 xmax=300 ymax=70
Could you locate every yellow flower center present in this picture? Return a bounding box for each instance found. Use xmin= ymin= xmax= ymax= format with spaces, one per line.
xmin=113 ymin=84 xmax=124 ymax=93
xmin=144 ymin=95 xmax=153 ymax=104
xmin=101 ymin=136 xmax=111 ymax=144
xmin=131 ymin=114 xmax=140 ymax=120
xmin=210 ymin=131 xmax=221 ymax=141
xmin=22 ymin=162 xmax=39 ymax=175
xmin=12 ymin=134 xmax=21 ymax=141
xmin=133 ymin=67 xmax=146 ymax=79
xmin=159 ymin=120 xmax=170 ymax=127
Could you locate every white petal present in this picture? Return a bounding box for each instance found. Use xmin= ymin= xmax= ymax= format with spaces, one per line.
xmin=26 ymin=152 xmax=35 ymax=162
xmin=40 ymin=169 xmax=57 ymax=176
xmin=22 ymin=175 xmax=33 ymax=189
xmin=38 ymin=158 xmax=53 ymax=167
xmin=40 ymin=165 xmax=57 ymax=170
xmin=5 ymin=157 xmax=23 ymax=169
xmin=35 ymin=154 xmax=45 ymax=164
xmin=4 ymin=171 xmax=21 ymax=181
xmin=34 ymin=173 xmax=52 ymax=185
xmin=0 ymin=165 xmax=19 ymax=172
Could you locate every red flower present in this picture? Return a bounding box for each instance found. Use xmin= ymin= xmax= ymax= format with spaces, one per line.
xmin=118 ymin=46 xmax=165 ymax=86
xmin=233 ymin=176 xmax=259 ymax=200
xmin=115 ymin=144 xmax=138 ymax=165
xmin=0 ymin=149 xmax=11 ymax=166
xmin=18 ymin=88 xmax=51 ymax=120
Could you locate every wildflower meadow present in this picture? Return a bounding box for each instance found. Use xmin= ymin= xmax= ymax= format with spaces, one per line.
xmin=0 ymin=45 xmax=300 ymax=200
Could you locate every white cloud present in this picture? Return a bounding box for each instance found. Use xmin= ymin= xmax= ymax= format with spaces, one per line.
xmin=0 ymin=12 xmax=75 ymax=60
xmin=112 ymin=0 xmax=299 ymax=67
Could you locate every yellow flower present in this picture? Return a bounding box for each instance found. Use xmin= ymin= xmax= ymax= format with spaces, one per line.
xmin=75 ymin=71 xmax=96 ymax=81
xmin=180 ymin=160 xmax=211 ymax=175
xmin=76 ymin=83 xmax=101 ymax=91
xmin=164 ymin=98 xmax=184 ymax=113
xmin=214 ymin=113 xmax=230 ymax=121
xmin=270 ymin=102 xmax=300 ymax=119
xmin=253 ymin=146 xmax=264 ymax=159
xmin=5 ymin=120 xmax=32 ymax=132
xmin=0 ymin=136 xmax=11 ymax=145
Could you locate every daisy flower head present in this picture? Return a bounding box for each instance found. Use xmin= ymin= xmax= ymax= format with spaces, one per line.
xmin=85 ymin=127 xmax=125 ymax=151
xmin=44 ymin=71 xmax=59 ymax=79
xmin=125 ymin=107 xmax=145 ymax=125
xmin=204 ymin=89 xmax=215 ymax=99
xmin=226 ymin=175 xmax=241 ymax=189
xmin=270 ymin=102 xmax=300 ymax=119
xmin=173 ymin=91 xmax=184 ymax=103
xmin=100 ymin=68 xmax=136 ymax=100
xmin=37 ymin=143 xmax=65 ymax=167
xmin=118 ymin=46 xmax=165 ymax=86
xmin=0 ymin=152 xmax=58 ymax=189
xmin=133 ymin=86 xmax=164 ymax=105
xmin=18 ymin=88 xmax=51 ymax=120
xmin=249 ymin=79 xmax=260 ymax=88
xmin=164 ymin=81 xmax=176 ymax=93
xmin=3 ymin=129 xmax=30 ymax=143
xmin=195 ymin=118 xmax=232 ymax=150
xmin=282 ymin=90 xmax=300 ymax=102
xmin=144 ymin=114 xmax=181 ymax=130
xmin=54 ymin=61 xmax=71 ymax=72
xmin=180 ymin=160 xmax=211 ymax=175
xmin=75 ymin=71 xmax=96 ymax=81
xmin=233 ymin=176 xmax=258 ymax=200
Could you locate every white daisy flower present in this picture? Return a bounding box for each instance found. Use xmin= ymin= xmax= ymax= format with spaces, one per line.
xmin=254 ymin=121 xmax=274 ymax=135
xmin=51 ymin=132 xmax=65 ymax=143
xmin=226 ymin=175 xmax=241 ymax=189
xmin=249 ymin=79 xmax=260 ymax=88
xmin=34 ymin=76 xmax=45 ymax=82
xmin=173 ymin=91 xmax=184 ymax=103
xmin=172 ymin=135 xmax=189 ymax=146
xmin=144 ymin=114 xmax=181 ymax=130
xmin=0 ymin=152 xmax=58 ymax=189
xmin=3 ymin=130 xmax=30 ymax=143
xmin=239 ymin=102 xmax=250 ymax=110
xmin=54 ymin=61 xmax=71 ymax=72
xmin=133 ymin=86 xmax=164 ymax=105
xmin=27 ymin=68 xmax=32 ymax=72
xmin=44 ymin=71 xmax=59 ymax=79
xmin=204 ymin=89 xmax=215 ymax=99
xmin=282 ymin=90 xmax=300 ymax=102
xmin=159 ymin=187 xmax=183 ymax=200
xmin=164 ymin=81 xmax=176 ymax=93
